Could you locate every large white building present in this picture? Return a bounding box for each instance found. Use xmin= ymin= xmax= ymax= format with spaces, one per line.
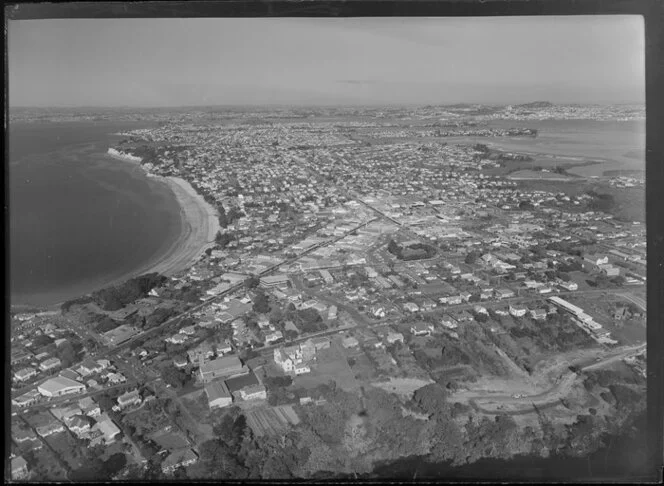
xmin=37 ymin=376 xmax=86 ymax=397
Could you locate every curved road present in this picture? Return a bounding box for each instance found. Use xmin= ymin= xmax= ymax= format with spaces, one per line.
xmin=460 ymin=342 xmax=646 ymax=415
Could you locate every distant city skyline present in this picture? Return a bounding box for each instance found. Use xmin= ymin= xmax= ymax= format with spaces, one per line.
xmin=8 ymin=16 xmax=645 ymax=108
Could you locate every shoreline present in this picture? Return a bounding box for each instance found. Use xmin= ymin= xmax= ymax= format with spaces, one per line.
xmin=11 ymin=150 xmax=220 ymax=313
xmin=102 ymin=150 xmax=221 ymax=280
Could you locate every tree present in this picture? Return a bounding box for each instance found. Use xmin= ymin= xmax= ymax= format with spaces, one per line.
xmin=464 ymin=250 xmax=481 ymax=264
xmin=244 ymin=276 xmax=260 ymax=290
xmin=412 ymin=383 xmax=449 ymax=416
xmin=161 ymin=364 xmax=188 ymax=388
xmin=98 ymin=394 xmax=115 ymax=412
xmin=215 ymin=231 xmax=234 ymax=248
xmin=284 ymin=329 xmax=298 ymax=341
xmin=103 ymin=453 xmax=127 ymax=477
xmin=55 ymin=341 xmax=79 ymax=368
xmin=252 ymin=291 xmax=270 ymax=314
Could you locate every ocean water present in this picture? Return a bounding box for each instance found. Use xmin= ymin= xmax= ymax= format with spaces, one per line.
xmin=9 ymin=121 xmax=182 ymax=308
xmin=483 ymin=119 xmax=646 ymax=176
xmin=438 ymin=119 xmax=645 ymax=177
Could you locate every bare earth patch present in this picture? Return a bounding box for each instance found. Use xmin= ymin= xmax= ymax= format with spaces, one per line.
xmin=371 ymin=377 xmax=434 ymax=399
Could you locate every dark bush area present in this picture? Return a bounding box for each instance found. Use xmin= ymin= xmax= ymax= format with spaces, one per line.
xmin=92 ymin=273 xmax=166 ymax=310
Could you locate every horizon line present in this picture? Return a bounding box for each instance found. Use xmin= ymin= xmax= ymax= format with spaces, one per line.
xmin=9 ymin=100 xmax=646 ymax=111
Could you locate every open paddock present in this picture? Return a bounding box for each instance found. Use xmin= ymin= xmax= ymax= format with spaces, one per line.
xmin=293 ymin=343 xmax=360 ymax=391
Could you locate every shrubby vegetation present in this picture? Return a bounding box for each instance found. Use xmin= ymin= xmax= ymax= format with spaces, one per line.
xmin=92 ymin=273 xmax=166 ymax=311
xmin=387 ymin=239 xmax=437 ymax=261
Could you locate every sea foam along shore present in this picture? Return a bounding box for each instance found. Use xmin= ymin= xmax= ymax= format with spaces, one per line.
xmin=106 ymin=148 xmax=220 ymax=279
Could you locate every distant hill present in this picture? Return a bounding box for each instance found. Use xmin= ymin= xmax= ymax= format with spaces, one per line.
xmin=514 ymin=101 xmax=554 ymax=109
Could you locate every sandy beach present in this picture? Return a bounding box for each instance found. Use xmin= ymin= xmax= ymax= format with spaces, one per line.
xmin=105 ymin=149 xmax=220 ymax=278
xmin=124 ymin=175 xmax=220 ymax=279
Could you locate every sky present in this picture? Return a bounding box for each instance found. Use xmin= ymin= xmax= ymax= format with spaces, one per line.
xmin=8 ymin=16 xmax=645 ymax=107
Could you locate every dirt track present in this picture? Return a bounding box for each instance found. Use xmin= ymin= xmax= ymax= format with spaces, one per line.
xmin=449 ymin=343 xmax=645 ymax=415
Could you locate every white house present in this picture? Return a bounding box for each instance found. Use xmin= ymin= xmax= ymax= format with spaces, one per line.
xmin=294 ymin=363 xmax=311 ymax=375
xmin=386 ymin=332 xmax=404 ymax=344
xmin=274 ymin=348 xmax=294 ymax=373
xmin=509 ymin=304 xmax=528 ymax=318
xmin=410 ymin=322 xmax=434 ymax=336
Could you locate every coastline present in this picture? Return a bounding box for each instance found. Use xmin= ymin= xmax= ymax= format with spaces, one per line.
xmin=11 ymin=151 xmax=219 ymax=313
xmin=105 ymin=149 xmax=220 ymax=279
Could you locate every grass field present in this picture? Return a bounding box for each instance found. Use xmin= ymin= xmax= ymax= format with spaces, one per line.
xmin=45 ymin=431 xmax=85 ymax=470
xmin=293 ymin=342 xmax=360 ymax=391
xmin=148 ymin=429 xmax=190 ymax=451
xmin=30 ymin=448 xmax=68 ymax=481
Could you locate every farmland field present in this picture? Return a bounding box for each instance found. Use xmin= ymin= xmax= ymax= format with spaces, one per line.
xmin=245 ymin=405 xmax=301 ymax=437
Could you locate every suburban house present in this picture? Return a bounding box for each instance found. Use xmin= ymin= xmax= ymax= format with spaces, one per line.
xmin=116 ymin=389 xmax=142 ymax=409
xmin=264 ymin=330 xmax=284 ymax=344
xmin=473 ymin=305 xmax=489 ymax=315
xmin=294 ymin=363 xmax=311 ymax=375
xmin=599 ymin=264 xmax=620 ymax=277
xmin=386 ymin=332 xmax=405 ymax=344
xmin=68 ymin=415 xmax=94 ymax=437
xmin=161 ymin=448 xmax=199 ymax=474
xmin=225 ymin=372 xmax=267 ymax=401
xmin=51 ymin=403 xmax=84 ymax=425
xmin=509 ymin=304 xmax=528 ymax=318
xmin=90 ymin=414 xmax=121 ymax=445
xmin=342 ymin=336 xmax=360 ymax=348
xmin=166 ymin=334 xmax=188 ymax=345
xmin=441 ymin=315 xmax=458 ymax=329
xmin=403 ymin=302 xmax=419 ymax=313
xmin=106 ymin=372 xmax=127 ymax=385
xmin=78 ymin=397 xmax=101 ymax=417
xmin=215 ymin=340 xmax=233 ymax=355
xmin=496 ymin=288 xmax=516 ymax=299
xmin=14 ymin=367 xmax=38 ymax=382
xmin=11 ymin=456 xmax=29 ymax=480
xmin=35 ymin=420 xmax=66 ymax=437
xmin=198 ymin=355 xmax=247 ymax=383
xmin=205 ymin=380 xmax=232 ymax=410
xmin=187 ymin=342 xmax=215 ymax=365
xmin=12 ymin=389 xmax=41 ymax=408
xmin=39 ymin=357 xmax=62 ymax=372
xmin=274 ymin=348 xmax=295 ymax=373
xmin=327 ymin=305 xmax=338 ymax=320
xmin=78 ymin=359 xmax=105 ymax=377
xmin=558 ymin=280 xmax=578 ymax=291
xmin=410 ymin=322 xmax=434 ymax=336
xmin=530 ymin=308 xmax=547 ymax=320
xmin=309 ymin=336 xmax=331 ymax=351
xmin=584 ymin=253 xmax=609 ymax=266
xmin=173 ymin=356 xmax=189 ymax=369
